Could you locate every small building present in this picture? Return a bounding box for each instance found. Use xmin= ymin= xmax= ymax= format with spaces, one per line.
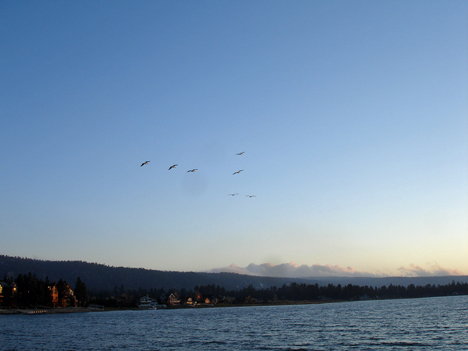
xmin=0 ymin=282 xmax=17 ymax=308
xmin=158 ymin=294 xmax=167 ymax=304
xmin=195 ymin=293 xmax=203 ymax=303
xmin=59 ymin=283 xmax=77 ymax=307
xmin=138 ymin=295 xmax=156 ymax=309
xmin=48 ymin=284 xmax=59 ymax=308
xmin=0 ymin=281 xmax=4 ymax=306
xmin=204 ymin=297 xmax=217 ymax=305
xmin=167 ymin=293 xmax=180 ymax=306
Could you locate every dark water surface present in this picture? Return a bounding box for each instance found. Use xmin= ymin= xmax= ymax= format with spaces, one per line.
xmin=1 ymin=295 xmax=467 ymax=350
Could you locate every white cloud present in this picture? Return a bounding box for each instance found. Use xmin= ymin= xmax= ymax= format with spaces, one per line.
xmin=209 ymin=262 xmax=376 ymax=278
xmin=397 ymin=262 xmax=465 ymax=277
xmin=209 ymin=261 xmax=465 ymax=278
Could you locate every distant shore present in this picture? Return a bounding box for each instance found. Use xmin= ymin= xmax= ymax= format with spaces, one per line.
xmin=0 ymin=307 xmax=90 ymax=315
xmin=0 ymin=300 xmax=343 ymax=315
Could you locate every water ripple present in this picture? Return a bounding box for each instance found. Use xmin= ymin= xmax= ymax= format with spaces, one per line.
xmin=0 ymin=295 xmax=467 ymax=350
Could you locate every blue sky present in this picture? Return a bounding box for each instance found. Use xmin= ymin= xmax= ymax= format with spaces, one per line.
xmin=1 ymin=1 xmax=467 ymax=277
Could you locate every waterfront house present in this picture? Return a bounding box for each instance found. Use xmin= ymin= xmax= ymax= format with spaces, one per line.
xmin=48 ymin=284 xmax=59 ymax=308
xmin=0 ymin=281 xmax=4 ymax=305
xmin=0 ymin=282 xmax=17 ymax=308
xmin=59 ymin=283 xmax=77 ymax=307
xmin=167 ymin=293 xmax=180 ymax=306
xmin=158 ymin=294 xmax=167 ymax=304
xmin=195 ymin=293 xmax=203 ymax=303
xmin=139 ymin=295 xmax=156 ymax=308
xmin=204 ymin=297 xmax=217 ymax=305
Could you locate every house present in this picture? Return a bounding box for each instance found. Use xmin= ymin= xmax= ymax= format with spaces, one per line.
xmin=0 ymin=281 xmax=4 ymax=305
xmin=167 ymin=293 xmax=180 ymax=306
xmin=48 ymin=284 xmax=59 ymax=308
xmin=195 ymin=293 xmax=203 ymax=303
xmin=59 ymin=283 xmax=77 ymax=307
xmin=158 ymin=293 xmax=167 ymax=305
xmin=204 ymin=297 xmax=217 ymax=305
xmin=0 ymin=282 xmax=17 ymax=308
xmin=138 ymin=295 xmax=156 ymax=308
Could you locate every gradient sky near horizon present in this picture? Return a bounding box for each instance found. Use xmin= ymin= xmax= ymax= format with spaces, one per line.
xmin=1 ymin=1 xmax=467 ymax=278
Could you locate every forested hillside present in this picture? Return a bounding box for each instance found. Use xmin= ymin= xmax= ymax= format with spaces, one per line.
xmin=1 ymin=255 xmax=467 ymax=294
xmin=0 ymin=255 xmax=306 ymax=293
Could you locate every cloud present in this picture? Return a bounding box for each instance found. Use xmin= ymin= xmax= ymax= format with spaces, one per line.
xmin=397 ymin=262 xmax=465 ymax=277
xmin=213 ymin=264 xmax=252 ymax=275
xmin=210 ymin=261 xmax=465 ymax=278
xmin=209 ymin=262 xmax=377 ymax=278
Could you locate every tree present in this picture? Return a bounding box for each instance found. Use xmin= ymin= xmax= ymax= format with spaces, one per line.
xmin=74 ymin=277 xmax=88 ymax=307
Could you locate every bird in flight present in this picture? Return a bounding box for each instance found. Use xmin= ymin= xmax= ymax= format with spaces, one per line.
xmin=187 ymin=169 xmax=198 ymax=173
xmin=232 ymin=170 xmax=243 ymax=175
xmin=246 ymin=195 xmax=256 ymax=198
xmin=228 ymin=193 xmax=239 ymax=196
xmin=168 ymin=164 xmax=178 ymax=170
xmin=140 ymin=161 xmax=150 ymax=167
xmin=236 ymin=151 xmax=245 ymax=155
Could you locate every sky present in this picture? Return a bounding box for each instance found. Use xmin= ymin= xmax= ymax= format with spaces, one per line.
xmin=1 ymin=1 xmax=467 ymax=278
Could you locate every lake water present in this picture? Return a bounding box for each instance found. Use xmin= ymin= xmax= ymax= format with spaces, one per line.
xmin=1 ymin=295 xmax=467 ymax=350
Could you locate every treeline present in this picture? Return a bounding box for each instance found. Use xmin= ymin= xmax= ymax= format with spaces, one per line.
xmin=225 ymin=280 xmax=468 ymax=302
xmin=4 ymin=271 xmax=467 ymax=309
xmin=0 ymin=273 xmax=88 ymax=308
xmin=90 ymin=280 xmax=468 ymax=307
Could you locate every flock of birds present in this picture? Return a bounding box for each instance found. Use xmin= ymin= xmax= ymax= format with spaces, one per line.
xmin=140 ymin=152 xmax=256 ymax=198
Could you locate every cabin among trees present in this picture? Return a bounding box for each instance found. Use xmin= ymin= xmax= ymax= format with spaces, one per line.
xmin=0 ymin=281 xmax=17 ymax=308
xmin=0 ymin=273 xmax=88 ymax=309
xmin=167 ymin=293 xmax=180 ymax=306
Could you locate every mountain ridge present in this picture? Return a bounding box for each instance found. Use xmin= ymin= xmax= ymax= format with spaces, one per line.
xmin=1 ymin=255 xmax=467 ymax=293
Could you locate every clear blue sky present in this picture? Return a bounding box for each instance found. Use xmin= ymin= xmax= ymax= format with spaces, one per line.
xmin=1 ymin=1 xmax=467 ymax=277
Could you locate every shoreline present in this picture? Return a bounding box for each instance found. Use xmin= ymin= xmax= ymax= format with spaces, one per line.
xmin=5 ymin=296 xmax=456 ymax=315
xmin=0 ymin=307 xmax=90 ymax=315
xmin=0 ymin=300 xmax=342 ymax=315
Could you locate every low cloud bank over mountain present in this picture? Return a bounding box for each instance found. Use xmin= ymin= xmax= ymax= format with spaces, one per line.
xmin=398 ymin=263 xmax=465 ymax=277
xmin=210 ymin=262 xmax=464 ymax=278
xmin=210 ymin=262 xmax=375 ymax=277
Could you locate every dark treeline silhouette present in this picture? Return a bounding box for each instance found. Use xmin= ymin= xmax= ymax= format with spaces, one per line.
xmin=0 ymin=273 xmax=88 ymax=308
xmin=4 ymin=273 xmax=465 ymax=309
xmin=225 ymin=281 xmax=468 ymax=302
xmin=89 ymin=281 xmax=468 ymax=308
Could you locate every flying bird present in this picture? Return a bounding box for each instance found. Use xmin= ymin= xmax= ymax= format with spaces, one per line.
xmin=232 ymin=170 xmax=243 ymax=175
xmin=236 ymin=151 xmax=245 ymax=155
xmin=140 ymin=161 xmax=150 ymax=167
xmin=246 ymin=195 xmax=256 ymax=198
xmin=187 ymin=169 xmax=198 ymax=173
xmin=228 ymin=193 xmax=239 ymax=196
xmin=168 ymin=164 xmax=178 ymax=170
